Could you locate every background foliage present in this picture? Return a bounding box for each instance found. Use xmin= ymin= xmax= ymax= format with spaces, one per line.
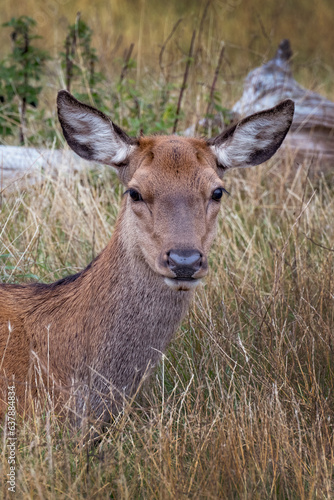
xmin=0 ymin=1 xmax=334 ymax=498
xmin=1 ymin=0 xmax=334 ymax=147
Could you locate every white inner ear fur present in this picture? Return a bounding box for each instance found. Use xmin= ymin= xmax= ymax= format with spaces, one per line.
xmin=211 ymin=115 xmax=286 ymax=170
xmin=64 ymin=108 xmax=134 ymax=165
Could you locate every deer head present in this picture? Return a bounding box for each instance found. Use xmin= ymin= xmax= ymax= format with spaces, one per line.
xmin=57 ymin=91 xmax=294 ymax=292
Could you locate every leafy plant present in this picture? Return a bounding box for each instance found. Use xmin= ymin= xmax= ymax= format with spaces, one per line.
xmin=60 ymin=13 xmax=105 ymax=107
xmin=0 ymin=16 xmax=50 ymax=144
xmin=113 ymin=77 xmax=179 ymax=136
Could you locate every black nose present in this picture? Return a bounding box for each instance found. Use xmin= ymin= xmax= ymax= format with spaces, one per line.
xmin=167 ymin=249 xmax=202 ymax=279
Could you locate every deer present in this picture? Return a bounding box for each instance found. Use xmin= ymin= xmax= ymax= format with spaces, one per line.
xmin=0 ymin=91 xmax=294 ymax=423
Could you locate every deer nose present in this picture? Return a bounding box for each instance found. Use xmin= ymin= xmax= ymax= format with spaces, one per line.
xmin=166 ymin=249 xmax=203 ymax=279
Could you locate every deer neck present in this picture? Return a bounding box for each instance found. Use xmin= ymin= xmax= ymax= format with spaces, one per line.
xmin=30 ymin=205 xmax=195 ymax=411
xmin=87 ymin=207 xmax=194 ymax=355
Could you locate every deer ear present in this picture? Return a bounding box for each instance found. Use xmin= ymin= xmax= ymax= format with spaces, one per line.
xmin=208 ymin=99 xmax=294 ymax=174
xmin=57 ymin=90 xmax=138 ymax=169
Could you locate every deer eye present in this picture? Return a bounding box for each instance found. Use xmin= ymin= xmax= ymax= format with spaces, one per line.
xmin=211 ymin=188 xmax=223 ymax=201
xmin=211 ymin=187 xmax=229 ymax=201
xmin=129 ymin=189 xmax=143 ymax=202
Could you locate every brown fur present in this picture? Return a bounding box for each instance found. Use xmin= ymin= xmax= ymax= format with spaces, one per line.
xmin=0 ymin=92 xmax=294 ymax=422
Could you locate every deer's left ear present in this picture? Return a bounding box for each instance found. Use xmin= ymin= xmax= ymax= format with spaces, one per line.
xmin=208 ymin=99 xmax=294 ymax=175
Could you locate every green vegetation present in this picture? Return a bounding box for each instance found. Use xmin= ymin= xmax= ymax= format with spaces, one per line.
xmin=60 ymin=13 xmax=105 ymax=108
xmin=0 ymin=14 xmax=193 ymax=145
xmin=0 ymin=3 xmax=334 ymax=498
xmin=0 ymin=16 xmax=50 ymax=144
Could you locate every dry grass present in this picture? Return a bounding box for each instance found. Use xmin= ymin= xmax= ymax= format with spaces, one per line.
xmin=0 ymin=154 xmax=334 ymax=498
xmin=1 ymin=1 xmax=334 ymax=497
xmin=2 ymin=0 xmax=334 ymax=75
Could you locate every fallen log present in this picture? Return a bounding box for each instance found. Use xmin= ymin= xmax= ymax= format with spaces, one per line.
xmin=184 ymin=39 xmax=334 ymax=165
xmin=232 ymin=39 xmax=334 ymax=162
xmin=0 ymin=145 xmax=89 ymax=191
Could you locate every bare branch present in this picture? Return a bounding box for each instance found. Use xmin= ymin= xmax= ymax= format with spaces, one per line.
xmin=173 ymin=30 xmax=196 ymax=134
xmin=196 ymin=0 xmax=211 ymax=56
xmin=120 ymin=43 xmax=135 ymax=84
xmin=159 ymin=18 xmax=183 ymax=77
xmin=205 ymin=42 xmax=225 ymax=119
xmin=302 ymin=233 xmax=334 ymax=252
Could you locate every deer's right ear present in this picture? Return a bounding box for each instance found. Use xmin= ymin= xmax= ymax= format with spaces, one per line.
xmin=57 ymin=90 xmax=138 ymax=172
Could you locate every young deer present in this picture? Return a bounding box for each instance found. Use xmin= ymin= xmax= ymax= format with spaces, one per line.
xmin=0 ymin=91 xmax=294 ymax=422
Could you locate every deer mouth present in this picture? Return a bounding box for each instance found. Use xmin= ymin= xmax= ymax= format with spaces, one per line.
xmin=164 ymin=277 xmax=202 ymax=291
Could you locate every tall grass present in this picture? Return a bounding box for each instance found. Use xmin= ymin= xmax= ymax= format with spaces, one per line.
xmin=0 ymin=154 xmax=334 ymax=498
xmin=2 ymin=0 xmax=334 ymax=73
xmin=1 ymin=1 xmax=334 ymax=497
